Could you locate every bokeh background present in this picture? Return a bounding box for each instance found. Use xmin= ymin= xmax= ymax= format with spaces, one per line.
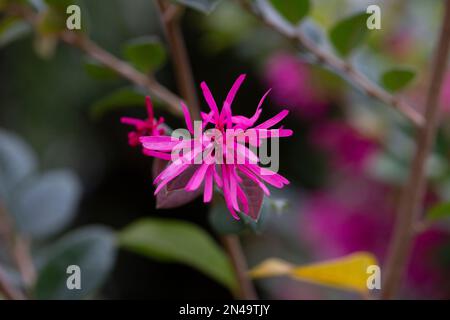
xmin=1 ymin=0 xmax=450 ymax=299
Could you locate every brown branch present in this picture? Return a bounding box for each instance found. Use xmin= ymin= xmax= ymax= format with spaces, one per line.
xmin=237 ymin=0 xmax=425 ymax=127
xmin=222 ymin=235 xmax=257 ymax=300
xmin=8 ymin=4 xmax=183 ymax=118
xmin=155 ymin=0 xmax=201 ymax=120
xmin=381 ymin=0 xmax=450 ymax=299
xmin=0 ymin=265 xmax=25 ymax=300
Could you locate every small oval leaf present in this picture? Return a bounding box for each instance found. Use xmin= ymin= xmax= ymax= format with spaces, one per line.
xmin=426 ymin=202 xmax=450 ymax=221
xmin=34 ymin=226 xmax=117 ymax=299
xmin=268 ymin=0 xmax=310 ymax=25
xmin=90 ymin=87 xmax=147 ymax=119
xmin=381 ymin=68 xmax=416 ymax=92
xmin=329 ymin=12 xmax=369 ymax=57
xmin=123 ymin=37 xmax=166 ymax=73
xmin=9 ymin=170 xmax=82 ymax=239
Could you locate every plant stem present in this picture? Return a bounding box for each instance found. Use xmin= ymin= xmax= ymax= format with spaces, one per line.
xmin=222 ymin=235 xmax=257 ymax=299
xmin=381 ymin=0 xmax=450 ymax=299
xmin=154 ymin=1 xmax=257 ymax=299
xmin=237 ymin=0 xmax=424 ymax=127
xmin=156 ymin=0 xmax=201 ymax=119
xmin=8 ymin=4 xmax=184 ymax=117
xmin=0 ymin=265 xmax=25 ymax=300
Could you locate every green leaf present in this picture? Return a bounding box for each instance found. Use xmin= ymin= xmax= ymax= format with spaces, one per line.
xmin=208 ymin=201 xmax=247 ymax=235
xmin=329 ymin=12 xmax=369 ymax=57
xmin=34 ymin=226 xmax=117 ymax=299
xmin=381 ymin=68 xmax=416 ymax=92
xmin=173 ymin=0 xmax=222 ymax=13
xmin=119 ymin=218 xmax=237 ymax=291
xmin=123 ymin=37 xmax=166 ymax=73
xmin=83 ymin=60 xmax=118 ymax=80
xmin=269 ymin=0 xmax=310 ymax=25
xmin=426 ymin=202 xmax=450 ymax=221
xmin=38 ymin=7 xmax=67 ymax=35
xmin=0 ymin=129 xmax=37 ymax=199
xmin=0 ymin=17 xmax=31 ymax=47
xmin=90 ymin=87 xmax=147 ymax=119
xmin=9 ymin=170 xmax=82 ymax=239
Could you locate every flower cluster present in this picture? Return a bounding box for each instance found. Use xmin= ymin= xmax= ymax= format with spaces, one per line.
xmin=122 ymin=74 xmax=292 ymax=219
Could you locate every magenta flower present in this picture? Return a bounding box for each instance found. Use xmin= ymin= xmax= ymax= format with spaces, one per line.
xmin=140 ymin=74 xmax=292 ymax=219
xmin=121 ymin=96 xmax=167 ymax=159
xmin=264 ymin=53 xmax=329 ymax=120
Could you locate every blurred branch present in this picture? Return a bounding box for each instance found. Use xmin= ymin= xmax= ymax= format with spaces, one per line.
xmin=381 ymin=0 xmax=450 ymax=299
xmin=61 ymin=32 xmax=183 ymax=117
xmin=237 ymin=0 xmax=425 ymax=127
xmin=0 ymin=265 xmax=25 ymax=300
xmin=7 ymin=4 xmax=183 ymax=118
xmin=155 ymin=0 xmax=201 ymax=120
xmin=222 ymin=235 xmax=257 ymax=300
xmin=0 ymin=203 xmax=33 ymax=298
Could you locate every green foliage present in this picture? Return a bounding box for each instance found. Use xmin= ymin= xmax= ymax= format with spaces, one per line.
xmin=34 ymin=226 xmax=117 ymax=299
xmin=0 ymin=17 xmax=31 ymax=47
xmin=173 ymin=0 xmax=222 ymax=13
xmin=329 ymin=12 xmax=369 ymax=57
xmin=426 ymin=202 xmax=450 ymax=221
xmin=381 ymin=68 xmax=416 ymax=92
xmin=119 ymin=218 xmax=237 ymax=291
xmin=269 ymin=0 xmax=310 ymax=25
xmin=9 ymin=170 xmax=81 ymax=239
xmin=83 ymin=60 xmax=118 ymax=80
xmin=209 ymin=198 xmax=287 ymax=235
xmin=0 ymin=130 xmax=37 ymax=198
xmin=123 ymin=37 xmax=166 ymax=74
xmin=90 ymin=87 xmax=147 ymax=119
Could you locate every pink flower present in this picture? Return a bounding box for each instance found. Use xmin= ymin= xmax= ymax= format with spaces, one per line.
xmin=121 ymin=96 xmax=165 ymax=148
xmin=309 ymin=120 xmax=378 ymax=171
xmin=139 ymin=74 xmax=292 ymax=219
xmin=264 ymin=53 xmax=329 ymax=120
xmin=440 ymin=71 xmax=450 ymax=113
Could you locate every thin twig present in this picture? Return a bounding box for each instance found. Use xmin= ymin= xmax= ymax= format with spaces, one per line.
xmin=0 ymin=265 xmax=25 ymax=300
xmin=8 ymin=4 xmax=183 ymax=118
xmin=237 ymin=0 xmax=425 ymax=127
xmin=222 ymin=235 xmax=258 ymax=300
xmin=381 ymin=0 xmax=450 ymax=299
xmin=156 ymin=0 xmax=201 ymax=120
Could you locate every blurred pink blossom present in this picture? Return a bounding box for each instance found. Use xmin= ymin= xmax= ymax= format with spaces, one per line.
xmin=309 ymin=120 xmax=378 ymax=171
xmin=301 ymin=182 xmax=450 ymax=298
xmin=264 ymin=53 xmax=329 ymax=120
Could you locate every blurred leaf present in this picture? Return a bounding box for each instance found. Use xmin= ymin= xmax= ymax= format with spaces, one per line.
xmin=173 ymin=0 xmax=222 ymax=13
xmin=83 ymin=60 xmax=118 ymax=80
xmin=269 ymin=0 xmax=310 ymax=25
xmin=250 ymin=252 xmax=378 ymax=294
xmin=209 ymin=196 xmax=279 ymax=235
xmin=37 ymin=7 xmax=66 ymax=35
xmin=366 ymin=152 xmax=407 ymax=185
xmin=208 ymin=199 xmax=247 ymax=235
xmin=123 ymin=37 xmax=166 ymax=73
xmin=119 ymin=218 xmax=237 ymax=291
xmin=381 ymin=68 xmax=416 ymax=92
xmin=9 ymin=170 xmax=81 ymax=239
xmin=153 ymin=159 xmax=202 ymax=209
xmin=329 ymin=12 xmax=369 ymax=57
xmin=239 ymin=173 xmax=264 ymax=221
xmin=426 ymin=202 xmax=450 ymax=221
xmin=90 ymin=87 xmax=147 ymax=119
xmin=33 ymin=34 xmax=58 ymax=59
xmin=0 ymin=130 xmax=37 ymax=198
xmin=0 ymin=17 xmax=31 ymax=47
xmin=34 ymin=226 xmax=117 ymax=299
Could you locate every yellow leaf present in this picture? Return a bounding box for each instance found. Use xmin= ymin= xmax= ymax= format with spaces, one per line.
xmin=248 ymin=258 xmax=294 ymax=278
xmin=249 ymin=252 xmax=378 ymax=294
